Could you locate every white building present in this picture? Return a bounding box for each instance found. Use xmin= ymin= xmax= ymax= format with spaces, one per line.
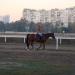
xmin=60 ymin=9 xmax=69 ymax=27
xmin=60 ymin=7 xmax=75 ymax=27
xmin=67 ymin=7 xmax=75 ymax=23
xmin=0 ymin=15 xmax=10 ymax=24
xmin=3 ymin=15 xmax=10 ymax=24
xmin=50 ymin=9 xmax=61 ymax=26
xmin=34 ymin=11 xmax=40 ymax=23
xmin=23 ymin=9 xmax=32 ymax=22
xmin=46 ymin=10 xmax=51 ymax=23
xmin=23 ymin=7 xmax=75 ymax=27
xmin=23 ymin=9 xmax=52 ymax=23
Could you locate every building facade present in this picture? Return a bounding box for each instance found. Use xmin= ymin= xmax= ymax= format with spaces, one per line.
xmin=23 ymin=7 xmax=75 ymax=27
xmin=0 ymin=15 xmax=10 ymax=24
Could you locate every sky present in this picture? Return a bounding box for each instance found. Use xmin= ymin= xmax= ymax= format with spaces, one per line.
xmin=0 ymin=0 xmax=75 ymax=22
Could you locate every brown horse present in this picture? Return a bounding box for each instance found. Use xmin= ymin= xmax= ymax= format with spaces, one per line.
xmin=25 ymin=33 xmax=55 ymax=49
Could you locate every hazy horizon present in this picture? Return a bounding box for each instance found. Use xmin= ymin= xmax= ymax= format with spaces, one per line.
xmin=0 ymin=0 xmax=75 ymax=22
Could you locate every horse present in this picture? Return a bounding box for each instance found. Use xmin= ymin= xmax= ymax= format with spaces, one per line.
xmin=25 ymin=33 xmax=55 ymax=49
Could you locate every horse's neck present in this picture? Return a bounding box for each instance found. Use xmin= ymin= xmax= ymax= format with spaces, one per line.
xmin=47 ymin=35 xmax=50 ymax=39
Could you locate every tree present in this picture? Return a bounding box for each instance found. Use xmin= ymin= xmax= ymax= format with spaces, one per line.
xmin=0 ymin=21 xmax=5 ymax=32
xmin=36 ymin=22 xmax=44 ymax=33
xmin=29 ymin=22 xmax=36 ymax=32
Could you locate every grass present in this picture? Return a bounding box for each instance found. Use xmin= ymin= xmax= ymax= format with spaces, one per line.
xmin=0 ymin=61 xmax=74 ymax=75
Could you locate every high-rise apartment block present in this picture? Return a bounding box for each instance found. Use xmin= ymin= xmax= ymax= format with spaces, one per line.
xmin=0 ymin=15 xmax=10 ymax=24
xmin=23 ymin=7 xmax=75 ymax=27
xmin=23 ymin=9 xmax=52 ymax=23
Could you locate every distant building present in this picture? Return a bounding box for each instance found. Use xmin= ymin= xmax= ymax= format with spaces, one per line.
xmin=67 ymin=7 xmax=75 ymax=23
xmin=60 ymin=9 xmax=69 ymax=27
xmin=22 ymin=7 xmax=75 ymax=27
xmin=50 ymin=9 xmax=60 ymax=26
xmin=23 ymin=9 xmax=52 ymax=23
xmin=0 ymin=15 xmax=10 ymax=24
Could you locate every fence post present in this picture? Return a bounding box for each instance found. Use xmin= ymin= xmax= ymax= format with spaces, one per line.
xmin=5 ymin=37 xmax=6 ymax=43
xmin=56 ymin=37 xmax=58 ymax=49
xmin=59 ymin=38 xmax=62 ymax=45
xmin=24 ymin=37 xmax=25 ymax=43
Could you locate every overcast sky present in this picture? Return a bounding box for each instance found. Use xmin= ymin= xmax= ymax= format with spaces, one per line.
xmin=0 ymin=0 xmax=75 ymax=21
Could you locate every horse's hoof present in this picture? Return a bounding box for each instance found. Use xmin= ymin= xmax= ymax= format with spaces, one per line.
xmin=36 ymin=48 xmax=39 ymax=50
xmin=27 ymin=49 xmax=30 ymax=51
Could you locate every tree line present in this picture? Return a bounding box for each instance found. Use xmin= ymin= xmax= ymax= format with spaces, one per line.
xmin=0 ymin=19 xmax=74 ymax=33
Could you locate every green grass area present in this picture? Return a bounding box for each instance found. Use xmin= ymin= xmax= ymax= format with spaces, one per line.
xmin=0 ymin=61 xmax=74 ymax=75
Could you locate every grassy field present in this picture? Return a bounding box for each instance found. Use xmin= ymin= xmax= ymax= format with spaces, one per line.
xmin=0 ymin=50 xmax=75 ymax=75
xmin=0 ymin=61 xmax=74 ymax=75
xmin=0 ymin=42 xmax=74 ymax=75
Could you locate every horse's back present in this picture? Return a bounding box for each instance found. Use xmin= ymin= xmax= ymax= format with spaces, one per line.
xmin=27 ymin=34 xmax=36 ymax=41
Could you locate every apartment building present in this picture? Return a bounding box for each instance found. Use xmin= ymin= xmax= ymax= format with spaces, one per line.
xmin=23 ymin=7 xmax=75 ymax=27
xmin=23 ymin=9 xmax=52 ymax=23
xmin=0 ymin=15 xmax=10 ymax=24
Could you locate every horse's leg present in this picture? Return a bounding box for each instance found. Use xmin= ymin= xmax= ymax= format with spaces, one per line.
xmin=27 ymin=43 xmax=29 ymax=49
xmin=38 ymin=41 xmax=45 ymax=50
xmin=37 ymin=43 xmax=42 ymax=50
xmin=43 ymin=42 xmax=45 ymax=50
xmin=26 ymin=42 xmax=30 ymax=51
xmin=31 ymin=42 xmax=34 ymax=49
xmin=25 ymin=38 xmax=30 ymax=50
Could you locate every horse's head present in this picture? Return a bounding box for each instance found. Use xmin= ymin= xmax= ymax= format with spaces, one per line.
xmin=46 ymin=33 xmax=55 ymax=39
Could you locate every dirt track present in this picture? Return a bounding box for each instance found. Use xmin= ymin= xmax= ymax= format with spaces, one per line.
xmin=0 ymin=43 xmax=74 ymax=65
